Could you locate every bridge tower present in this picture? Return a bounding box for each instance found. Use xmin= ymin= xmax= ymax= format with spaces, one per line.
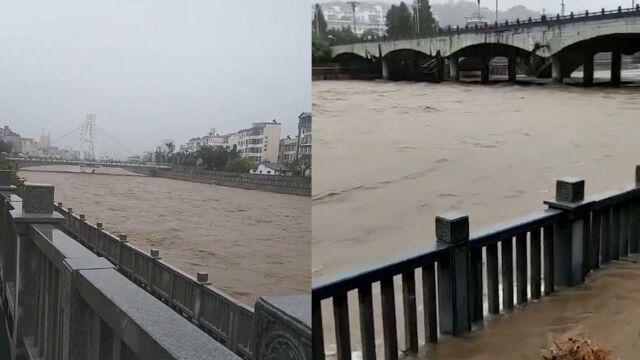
xmin=79 ymin=114 xmax=97 ymax=161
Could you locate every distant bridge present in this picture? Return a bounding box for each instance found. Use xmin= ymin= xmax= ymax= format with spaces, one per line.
xmin=330 ymin=6 xmax=640 ymax=85
xmin=8 ymin=157 xmax=170 ymax=171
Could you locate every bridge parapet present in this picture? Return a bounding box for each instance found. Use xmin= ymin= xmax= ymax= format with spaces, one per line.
xmin=0 ymin=172 xmax=311 ymax=360
xmin=331 ymin=5 xmax=640 ymax=61
xmin=312 ymin=166 xmax=640 ymax=359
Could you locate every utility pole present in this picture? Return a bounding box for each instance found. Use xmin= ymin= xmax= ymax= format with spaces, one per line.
xmin=414 ymin=0 xmax=421 ymax=37
xmin=347 ymin=1 xmax=360 ymax=34
xmin=315 ymin=6 xmax=320 ymax=36
xmin=561 ymin=0 xmax=565 ymax=16
xmin=496 ymin=0 xmax=499 ymax=22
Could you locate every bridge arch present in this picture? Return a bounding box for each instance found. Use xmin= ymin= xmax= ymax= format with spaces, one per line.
xmin=382 ymin=48 xmax=443 ymax=81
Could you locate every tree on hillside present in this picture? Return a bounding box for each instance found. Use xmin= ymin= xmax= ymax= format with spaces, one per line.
xmin=386 ymin=2 xmax=413 ymax=40
xmin=415 ymin=0 xmax=439 ymax=36
xmin=312 ymin=4 xmax=328 ymax=37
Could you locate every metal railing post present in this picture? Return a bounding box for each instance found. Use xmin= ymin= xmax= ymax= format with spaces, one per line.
xmin=545 ymin=178 xmax=589 ymax=287
xmin=435 ymin=212 xmax=471 ymax=336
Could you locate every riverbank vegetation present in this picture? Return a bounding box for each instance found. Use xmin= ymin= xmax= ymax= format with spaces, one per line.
xmin=0 ymin=158 xmax=25 ymax=194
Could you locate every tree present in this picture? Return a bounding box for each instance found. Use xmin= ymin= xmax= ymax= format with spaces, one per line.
xmin=326 ymin=26 xmax=359 ymax=45
xmin=386 ymin=2 xmax=413 ymax=40
xmin=415 ymin=0 xmax=439 ymax=37
xmin=312 ymin=4 xmax=328 ymax=37
xmin=0 ymin=140 xmax=12 ymax=154
xmin=224 ymin=157 xmax=254 ymax=173
xmin=312 ymin=32 xmax=332 ymax=63
xmin=360 ymin=29 xmax=379 ymax=41
xmin=166 ymin=142 xmax=175 ymax=155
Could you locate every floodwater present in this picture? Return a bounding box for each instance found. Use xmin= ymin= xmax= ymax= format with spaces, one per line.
xmin=20 ymin=166 xmax=310 ymax=305
xmin=313 ymin=79 xmax=640 ymax=358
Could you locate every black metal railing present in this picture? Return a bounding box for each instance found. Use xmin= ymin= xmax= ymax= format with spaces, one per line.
xmin=312 ymin=167 xmax=640 ymax=359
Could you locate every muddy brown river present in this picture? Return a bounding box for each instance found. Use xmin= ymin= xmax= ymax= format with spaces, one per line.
xmin=20 ymin=166 xmax=311 ymax=305
xmin=313 ymin=80 xmax=640 ymax=358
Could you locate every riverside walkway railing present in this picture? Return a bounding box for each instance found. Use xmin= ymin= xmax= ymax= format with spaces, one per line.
xmin=0 ymin=175 xmax=311 ymax=360
xmin=312 ymin=166 xmax=640 ymax=360
xmin=53 ymin=204 xmax=255 ymax=358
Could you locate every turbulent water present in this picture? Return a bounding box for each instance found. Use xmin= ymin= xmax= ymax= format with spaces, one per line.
xmin=20 ymin=166 xmax=311 ymax=305
xmin=313 ymin=80 xmax=640 ymax=358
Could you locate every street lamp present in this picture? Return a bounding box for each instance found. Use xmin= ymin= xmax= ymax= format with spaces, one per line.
xmin=347 ymin=1 xmax=360 ymax=34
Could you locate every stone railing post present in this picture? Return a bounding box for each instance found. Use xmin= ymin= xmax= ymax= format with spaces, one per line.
xmin=254 ymin=295 xmax=311 ymax=360
xmin=149 ymin=249 xmax=161 ymax=291
xmin=61 ymin=257 xmax=114 ymax=359
xmin=545 ymin=178 xmax=589 ymax=287
xmin=435 ymin=212 xmax=471 ymax=336
xmin=193 ymin=272 xmax=210 ymax=323
xmin=631 ymin=166 xmax=640 ymax=254
xmin=12 ymin=183 xmax=63 ymax=358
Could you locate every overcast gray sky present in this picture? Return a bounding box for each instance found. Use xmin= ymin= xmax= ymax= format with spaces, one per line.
xmin=1 ymin=0 xmax=310 ymax=157
xmin=387 ymin=0 xmax=635 ymax=14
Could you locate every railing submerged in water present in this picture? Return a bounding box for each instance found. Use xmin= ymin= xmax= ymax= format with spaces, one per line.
xmin=312 ymin=167 xmax=640 ymax=359
xmin=0 ymin=176 xmax=311 ymax=360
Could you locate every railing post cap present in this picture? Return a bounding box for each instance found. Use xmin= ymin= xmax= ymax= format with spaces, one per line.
xmin=555 ymin=177 xmax=585 ymax=203
xmin=119 ymin=234 xmax=128 ymax=242
xmin=435 ymin=212 xmax=469 ymax=245
xmin=96 ymin=222 xmax=103 ymax=228
xmin=23 ymin=183 xmax=55 ymax=214
xmin=57 ymin=202 xmax=63 ymax=207
xmin=196 ymin=272 xmax=209 ymax=284
xmin=150 ymin=249 xmax=161 ymax=258
xmin=68 ymin=207 xmax=73 ymax=213
xmin=79 ymin=214 xmax=86 ymax=220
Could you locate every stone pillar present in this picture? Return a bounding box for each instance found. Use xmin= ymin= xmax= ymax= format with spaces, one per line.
xmin=254 ymin=295 xmax=311 ymax=360
xmin=449 ymin=55 xmax=459 ymax=81
xmin=61 ymin=257 xmax=114 ymax=360
xmin=552 ymin=55 xmax=563 ymax=83
xmin=583 ymin=50 xmax=594 ymax=86
xmin=435 ymin=52 xmax=445 ymax=82
xmin=13 ymin=183 xmax=62 ymax=358
xmin=545 ymin=178 xmax=588 ymax=287
xmin=480 ymin=56 xmax=490 ymax=84
xmin=508 ymin=54 xmax=517 ymax=82
xmin=435 ymin=212 xmax=471 ymax=336
xmin=381 ymin=58 xmax=390 ymax=80
xmin=611 ymin=48 xmax=622 ymax=85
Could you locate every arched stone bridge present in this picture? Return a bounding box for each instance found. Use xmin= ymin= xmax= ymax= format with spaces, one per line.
xmin=330 ymin=6 xmax=640 ymax=84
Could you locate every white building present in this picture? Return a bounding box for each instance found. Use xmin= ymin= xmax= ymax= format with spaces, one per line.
xmin=19 ymin=138 xmax=38 ymax=156
xmin=320 ymin=1 xmax=389 ymax=36
xmin=278 ymin=136 xmax=298 ymax=164
xmin=236 ymin=120 xmax=281 ymax=163
xmin=250 ymin=163 xmax=292 ymax=176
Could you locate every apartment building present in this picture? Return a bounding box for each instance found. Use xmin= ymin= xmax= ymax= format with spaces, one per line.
xmin=278 ymin=136 xmax=298 ymax=164
xmin=236 ymin=120 xmax=281 ymax=163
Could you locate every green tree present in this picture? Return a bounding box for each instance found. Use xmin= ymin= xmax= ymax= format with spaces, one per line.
xmin=326 ymin=26 xmax=359 ymax=45
xmin=224 ymin=157 xmax=254 ymax=173
xmin=386 ymin=2 xmax=413 ymax=39
xmin=415 ymin=0 xmax=439 ymax=37
xmin=0 ymin=159 xmax=25 ymax=195
xmin=0 ymin=140 xmax=12 ymax=154
xmin=312 ymin=32 xmax=332 ymax=63
xmin=360 ymin=29 xmax=379 ymax=41
xmin=312 ymin=4 xmax=328 ymax=37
